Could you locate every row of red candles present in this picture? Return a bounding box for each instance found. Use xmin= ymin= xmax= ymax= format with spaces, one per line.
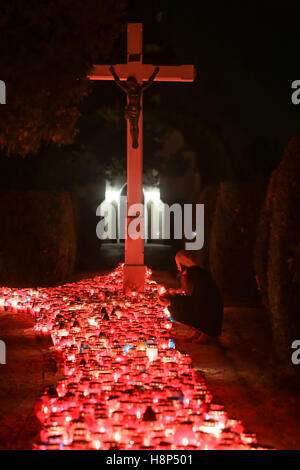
xmin=0 ymin=265 xmax=263 ymax=450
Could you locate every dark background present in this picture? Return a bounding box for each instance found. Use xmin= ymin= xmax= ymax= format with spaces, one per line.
xmin=2 ymin=1 xmax=300 ymax=189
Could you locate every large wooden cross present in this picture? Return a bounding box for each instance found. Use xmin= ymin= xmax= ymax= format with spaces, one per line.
xmin=89 ymin=23 xmax=194 ymax=292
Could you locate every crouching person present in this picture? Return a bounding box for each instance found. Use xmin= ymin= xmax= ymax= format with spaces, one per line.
xmin=160 ymin=266 xmax=223 ymax=342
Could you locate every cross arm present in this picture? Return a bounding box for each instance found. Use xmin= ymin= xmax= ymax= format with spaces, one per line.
xmin=144 ymin=65 xmax=195 ymax=82
xmin=88 ymin=64 xmax=195 ymax=83
xmin=88 ymin=65 xmax=132 ymax=81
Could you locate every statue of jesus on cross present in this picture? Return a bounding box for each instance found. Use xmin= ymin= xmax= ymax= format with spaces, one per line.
xmin=89 ymin=23 xmax=194 ymax=293
xmin=109 ymin=65 xmax=160 ymax=148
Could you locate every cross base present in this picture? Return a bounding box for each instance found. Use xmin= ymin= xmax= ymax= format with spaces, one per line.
xmin=123 ymin=264 xmax=146 ymax=294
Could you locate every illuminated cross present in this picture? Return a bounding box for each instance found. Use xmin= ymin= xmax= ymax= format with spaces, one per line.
xmin=89 ymin=23 xmax=194 ymax=293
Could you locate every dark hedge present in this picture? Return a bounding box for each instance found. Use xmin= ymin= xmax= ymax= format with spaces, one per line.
xmin=0 ymin=190 xmax=76 ymax=286
xmin=254 ymin=169 xmax=278 ymax=308
xmin=267 ymin=136 xmax=300 ymax=375
xmin=209 ymin=181 xmax=264 ymax=301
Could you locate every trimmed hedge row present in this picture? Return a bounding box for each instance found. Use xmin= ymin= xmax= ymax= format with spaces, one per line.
xmin=0 ymin=190 xmax=76 ymax=286
xmin=209 ymin=181 xmax=264 ymax=301
xmin=266 ymin=136 xmax=300 ymax=373
xmin=74 ymin=195 xmax=102 ymax=271
xmin=254 ymin=169 xmax=278 ymax=307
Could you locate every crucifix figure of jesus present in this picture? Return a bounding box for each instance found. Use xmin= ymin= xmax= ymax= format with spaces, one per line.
xmin=109 ymin=65 xmax=160 ymax=148
xmin=89 ymin=23 xmax=194 ymax=293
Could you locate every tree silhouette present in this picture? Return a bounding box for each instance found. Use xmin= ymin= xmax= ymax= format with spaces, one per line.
xmin=0 ymin=1 xmax=126 ymax=156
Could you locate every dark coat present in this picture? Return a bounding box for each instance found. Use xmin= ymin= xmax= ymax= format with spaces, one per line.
xmin=169 ymin=276 xmax=223 ymax=337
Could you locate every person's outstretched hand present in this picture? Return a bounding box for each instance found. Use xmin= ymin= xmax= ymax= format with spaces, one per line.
xmin=158 ymin=293 xmax=172 ymax=306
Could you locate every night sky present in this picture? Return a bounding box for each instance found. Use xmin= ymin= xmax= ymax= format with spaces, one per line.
xmin=1 ymin=1 xmax=300 ymax=188
xmin=86 ymin=0 xmax=300 ymax=181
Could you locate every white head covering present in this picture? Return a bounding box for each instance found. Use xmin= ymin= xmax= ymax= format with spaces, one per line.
xmin=175 ymin=249 xmax=199 ymax=271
